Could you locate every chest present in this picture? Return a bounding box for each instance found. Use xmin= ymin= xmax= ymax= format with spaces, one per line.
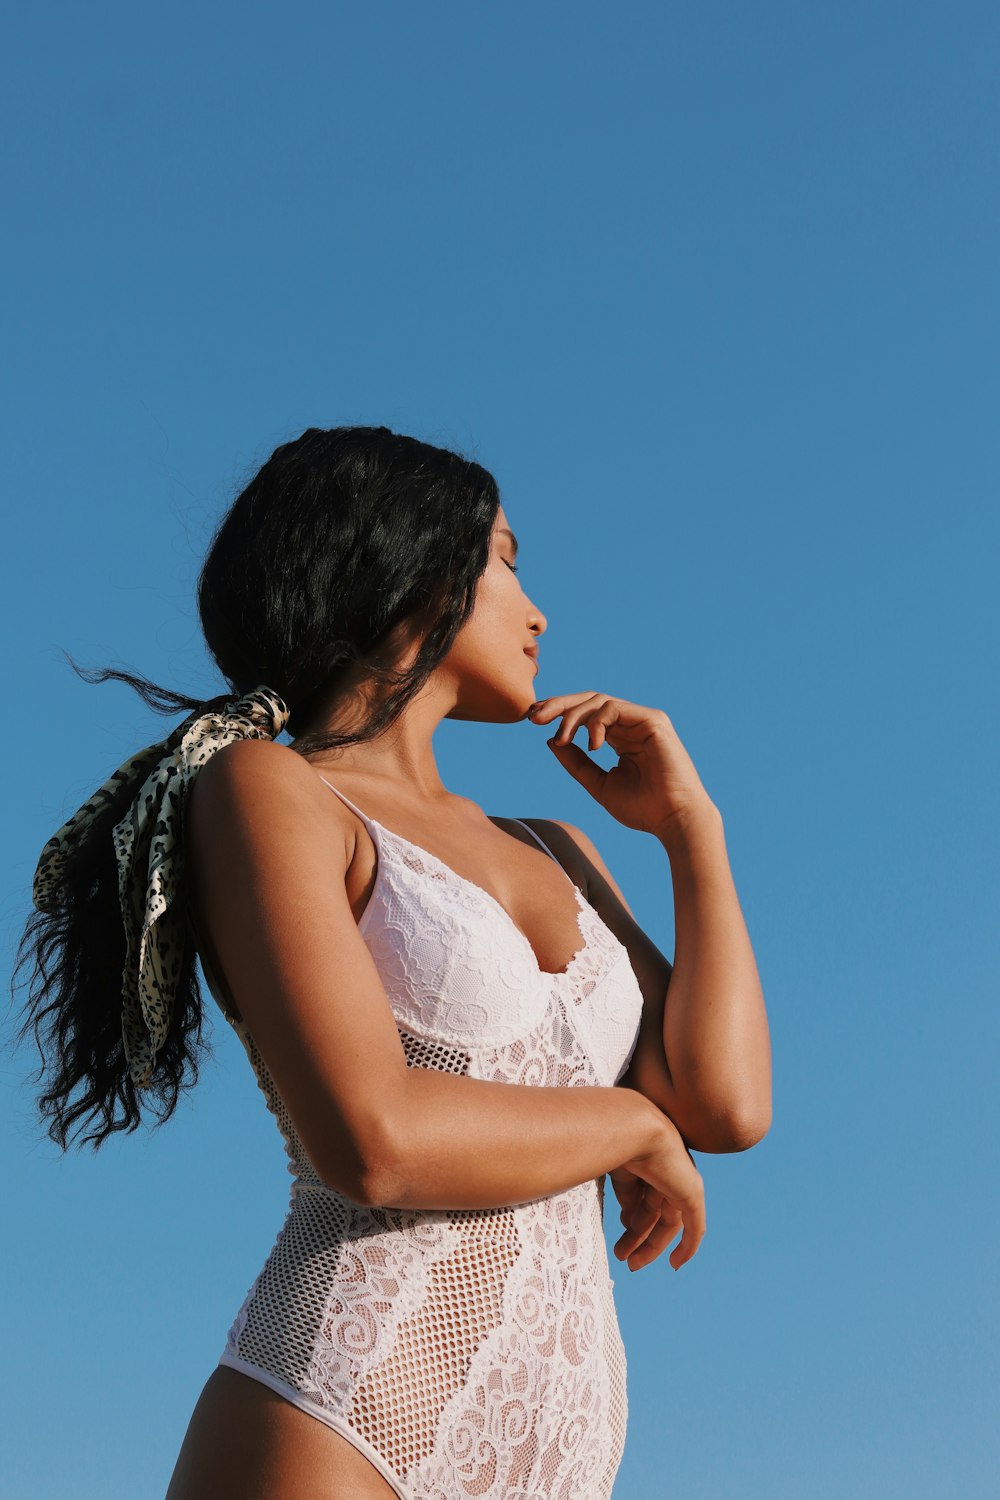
xmin=356 ymin=829 xmax=644 ymax=1085
xmin=342 ymin=812 xmax=591 ymax=977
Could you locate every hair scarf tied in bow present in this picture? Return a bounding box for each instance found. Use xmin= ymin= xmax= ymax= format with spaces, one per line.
xmin=32 ymin=685 xmax=291 ymax=1089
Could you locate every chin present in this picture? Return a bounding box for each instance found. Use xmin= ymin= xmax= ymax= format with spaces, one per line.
xmin=446 ymin=687 xmax=536 ymax=724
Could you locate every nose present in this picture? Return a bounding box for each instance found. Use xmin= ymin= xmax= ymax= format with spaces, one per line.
xmin=527 ymin=599 xmax=547 ymax=636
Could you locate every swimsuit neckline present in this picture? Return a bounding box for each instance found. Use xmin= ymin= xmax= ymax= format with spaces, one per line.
xmin=316 ymin=774 xmax=616 ymax=985
xmin=370 ymin=818 xmax=595 ymax=983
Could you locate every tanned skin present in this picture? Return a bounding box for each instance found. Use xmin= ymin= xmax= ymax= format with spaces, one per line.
xmin=165 ymin=505 xmax=770 ymax=1499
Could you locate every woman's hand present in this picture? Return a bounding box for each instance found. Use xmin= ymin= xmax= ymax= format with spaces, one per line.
xmin=610 ymin=1164 xmax=688 ymax=1272
xmin=610 ymin=1115 xmax=706 ymax=1271
xmin=526 ymin=692 xmax=715 ymax=838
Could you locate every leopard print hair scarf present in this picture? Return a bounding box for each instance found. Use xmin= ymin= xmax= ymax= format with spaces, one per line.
xmin=32 ymin=685 xmax=290 ymax=1089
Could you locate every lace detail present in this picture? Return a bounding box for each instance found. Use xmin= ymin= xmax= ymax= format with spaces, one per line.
xmin=207 ymin=790 xmax=644 ymax=1497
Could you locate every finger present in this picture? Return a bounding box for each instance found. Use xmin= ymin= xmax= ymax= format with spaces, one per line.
xmin=550 ymin=698 xmax=612 ymax=747
xmin=548 ymin=737 xmax=608 ymax=799
xmin=529 ymin=692 xmax=651 ymax=733
xmin=615 ymin=1227 xmax=648 ymax=1262
xmin=615 ymin=1221 xmax=652 ymax=1261
xmin=581 ymin=701 xmax=624 ymax=753
xmin=527 ymin=693 xmax=605 ymax=727
xmin=626 ymin=1213 xmax=684 ymax=1272
xmin=609 ymin=1170 xmax=642 ymax=1208
xmin=617 ymin=1193 xmax=642 ymax=1225
xmin=615 ymin=1216 xmax=656 ymax=1259
xmin=613 ymin=1196 xmax=662 ymax=1260
xmin=612 ymin=1180 xmax=644 ymax=1227
xmin=668 ymin=1193 xmax=707 ymax=1271
xmin=575 ymin=699 xmax=620 ymax=750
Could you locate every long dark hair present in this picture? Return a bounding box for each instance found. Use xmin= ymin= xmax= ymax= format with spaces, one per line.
xmin=10 ymin=424 xmax=501 ymax=1151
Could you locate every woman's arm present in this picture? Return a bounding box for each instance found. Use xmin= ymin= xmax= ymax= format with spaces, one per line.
xmin=540 ymin=810 xmax=772 ymax=1153
xmin=185 ymin=739 xmax=704 ymax=1267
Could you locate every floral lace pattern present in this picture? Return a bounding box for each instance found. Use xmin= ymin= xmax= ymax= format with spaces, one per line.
xmin=209 ymin=790 xmax=644 ymax=1498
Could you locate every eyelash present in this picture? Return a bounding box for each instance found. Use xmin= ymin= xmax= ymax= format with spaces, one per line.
xmin=505 ymin=560 xmax=519 ymax=574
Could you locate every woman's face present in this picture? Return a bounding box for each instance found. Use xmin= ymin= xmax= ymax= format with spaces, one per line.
xmin=443 ymin=506 xmax=547 ymax=723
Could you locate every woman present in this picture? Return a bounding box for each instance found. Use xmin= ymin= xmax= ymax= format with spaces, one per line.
xmin=16 ymin=425 xmax=771 ymax=1499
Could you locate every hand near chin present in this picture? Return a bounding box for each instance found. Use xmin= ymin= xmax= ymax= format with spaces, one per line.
xmin=526 ymin=692 xmax=716 ymax=837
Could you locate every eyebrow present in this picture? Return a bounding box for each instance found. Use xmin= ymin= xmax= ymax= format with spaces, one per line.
xmin=498 ymin=527 xmax=520 ymax=558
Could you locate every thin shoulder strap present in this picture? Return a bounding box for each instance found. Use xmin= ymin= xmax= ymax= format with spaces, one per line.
xmin=316 ymin=773 xmax=378 ymax=830
xmin=511 ymin=817 xmax=577 ymax=889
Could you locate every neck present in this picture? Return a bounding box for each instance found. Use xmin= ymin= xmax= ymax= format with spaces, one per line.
xmin=295 ymin=674 xmax=454 ymax=803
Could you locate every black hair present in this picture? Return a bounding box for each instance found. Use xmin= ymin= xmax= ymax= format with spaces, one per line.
xmin=10 ymin=424 xmax=502 ymax=1151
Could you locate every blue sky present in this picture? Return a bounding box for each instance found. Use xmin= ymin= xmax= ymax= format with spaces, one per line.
xmin=2 ymin=3 xmax=997 ymax=1496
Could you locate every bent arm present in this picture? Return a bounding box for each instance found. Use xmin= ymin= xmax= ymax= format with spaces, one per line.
xmin=645 ymin=804 xmax=771 ymax=1149
xmin=358 ymin=1070 xmax=663 ymax=1210
xmin=543 ymin=810 xmax=772 ymax=1153
xmin=185 ymin=740 xmax=668 ymax=1210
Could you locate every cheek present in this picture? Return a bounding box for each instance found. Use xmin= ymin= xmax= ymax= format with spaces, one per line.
xmin=470 ymin=570 xmax=510 ymax=626
xmin=454 ymin=579 xmax=516 ymax=664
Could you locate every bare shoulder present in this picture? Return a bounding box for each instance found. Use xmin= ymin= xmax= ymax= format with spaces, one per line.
xmin=522 ymin=816 xmax=673 ymax=992
xmin=189 ymin=736 xmax=330 ymax=808
xmin=186 ymin=738 xmax=357 ymax=861
xmin=523 ymin=818 xmax=634 ymax=915
xmin=182 ymin=737 xmax=411 ymax=1199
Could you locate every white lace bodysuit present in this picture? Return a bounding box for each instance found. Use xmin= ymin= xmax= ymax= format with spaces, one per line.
xmin=202 ymin=777 xmax=646 ymax=1498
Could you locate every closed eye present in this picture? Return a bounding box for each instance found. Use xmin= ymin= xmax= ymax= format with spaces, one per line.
xmin=505 ymin=560 xmax=519 ymax=574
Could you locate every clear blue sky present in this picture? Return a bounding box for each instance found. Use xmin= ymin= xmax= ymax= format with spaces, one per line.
xmin=3 ymin=3 xmax=997 ymax=1496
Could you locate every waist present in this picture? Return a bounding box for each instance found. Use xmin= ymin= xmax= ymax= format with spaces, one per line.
xmin=286 ymin=1176 xmax=602 ymax=1240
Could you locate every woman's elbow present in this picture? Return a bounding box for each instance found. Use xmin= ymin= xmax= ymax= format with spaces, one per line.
xmin=693 ymin=1101 xmax=772 ymax=1154
xmin=724 ymin=1108 xmax=771 ymax=1152
xmin=345 ymin=1162 xmax=404 ymax=1208
xmin=316 ymin=1113 xmax=408 ymax=1207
